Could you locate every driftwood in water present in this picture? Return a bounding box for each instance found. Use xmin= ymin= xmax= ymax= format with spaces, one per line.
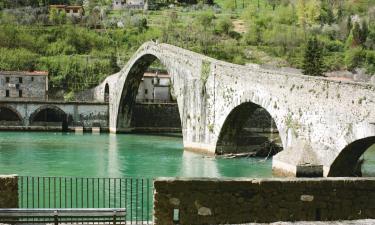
xmin=221 ymin=152 xmax=257 ymax=159
xmin=220 ymin=140 xmax=282 ymax=159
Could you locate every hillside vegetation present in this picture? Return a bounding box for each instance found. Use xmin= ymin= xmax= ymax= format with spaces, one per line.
xmin=0 ymin=0 xmax=374 ymax=96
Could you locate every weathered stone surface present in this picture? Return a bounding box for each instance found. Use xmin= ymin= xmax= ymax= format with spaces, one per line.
xmin=154 ymin=178 xmax=375 ymax=225
xmin=0 ymin=101 xmax=108 ymax=129
xmin=94 ymin=42 xmax=375 ymax=177
xmin=131 ymin=102 xmax=181 ymax=131
xmin=0 ymin=175 xmax=18 ymax=208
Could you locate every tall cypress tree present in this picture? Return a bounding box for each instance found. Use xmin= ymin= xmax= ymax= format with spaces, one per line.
xmin=109 ymin=52 xmax=121 ymax=74
xmin=302 ymin=36 xmax=324 ymax=76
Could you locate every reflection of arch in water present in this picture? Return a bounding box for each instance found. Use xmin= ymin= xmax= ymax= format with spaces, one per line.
xmin=328 ymin=136 xmax=375 ymax=177
xmin=0 ymin=105 xmax=22 ymax=125
xmin=107 ymin=134 xmax=121 ymax=177
xmin=180 ymin=151 xmax=219 ymax=177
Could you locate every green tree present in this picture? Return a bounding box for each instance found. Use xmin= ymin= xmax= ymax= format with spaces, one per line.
xmin=109 ymin=52 xmax=120 ymax=74
xmin=302 ymin=36 xmax=324 ymax=76
xmin=319 ymin=0 xmax=335 ymax=25
xmin=49 ymin=8 xmax=60 ymax=25
xmin=351 ymin=21 xmax=369 ymax=47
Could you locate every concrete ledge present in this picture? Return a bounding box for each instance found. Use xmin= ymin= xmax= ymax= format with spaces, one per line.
xmin=183 ymin=142 xmax=216 ymax=156
xmin=74 ymin=126 xmax=84 ymax=133
xmin=272 ymin=159 xmax=297 ymax=177
xmin=92 ymin=127 xmax=101 ymax=134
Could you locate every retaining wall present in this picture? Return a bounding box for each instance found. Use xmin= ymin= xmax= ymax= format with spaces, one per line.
xmin=0 ymin=175 xmax=18 ymax=208
xmin=154 ymin=177 xmax=375 ymax=225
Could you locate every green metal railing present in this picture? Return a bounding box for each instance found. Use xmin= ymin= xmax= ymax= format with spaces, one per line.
xmin=18 ymin=176 xmax=153 ymax=224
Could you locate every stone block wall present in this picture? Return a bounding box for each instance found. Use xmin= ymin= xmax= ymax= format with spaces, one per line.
xmin=131 ymin=103 xmax=181 ymax=130
xmin=154 ymin=178 xmax=375 ymax=225
xmin=0 ymin=175 xmax=18 ymax=208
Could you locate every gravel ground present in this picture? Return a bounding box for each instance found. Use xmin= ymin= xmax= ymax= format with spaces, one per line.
xmin=229 ymin=220 xmax=375 ymax=225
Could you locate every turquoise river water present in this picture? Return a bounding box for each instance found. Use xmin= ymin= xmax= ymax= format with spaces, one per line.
xmin=0 ymin=132 xmax=374 ymax=178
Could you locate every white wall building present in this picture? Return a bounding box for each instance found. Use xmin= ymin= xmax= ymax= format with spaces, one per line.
xmin=136 ymin=72 xmax=172 ymax=102
xmin=0 ymin=71 xmax=48 ymax=100
xmin=112 ymin=0 xmax=147 ymax=10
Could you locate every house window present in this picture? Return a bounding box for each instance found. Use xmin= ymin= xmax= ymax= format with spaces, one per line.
xmin=5 ymin=90 xmax=9 ymax=97
xmin=73 ymin=9 xmax=78 ymax=13
xmin=5 ymin=77 xmax=9 ymax=83
xmin=145 ymin=89 xmax=148 ymax=94
xmin=19 ymin=77 xmax=22 ymax=83
xmin=19 ymin=90 xmax=22 ymax=97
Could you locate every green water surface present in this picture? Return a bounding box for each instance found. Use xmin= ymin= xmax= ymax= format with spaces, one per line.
xmin=0 ymin=132 xmax=273 ymax=178
xmin=0 ymin=132 xmax=374 ymax=178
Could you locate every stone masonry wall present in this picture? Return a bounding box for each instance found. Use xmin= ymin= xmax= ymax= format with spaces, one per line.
xmin=1 ymin=101 xmax=109 ymax=129
xmin=154 ymin=178 xmax=375 ymax=225
xmin=0 ymin=175 xmax=18 ymax=208
xmin=131 ymin=103 xmax=181 ymax=129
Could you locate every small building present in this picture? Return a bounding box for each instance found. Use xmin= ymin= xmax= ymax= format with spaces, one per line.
xmin=112 ymin=0 xmax=147 ymax=10
xmin=136 ymin=72 xmax=172 ymax=102
xmin=49 ymin=5 xmax=85 ymax=18
xmin=0 ymin=71 xmax=48 ymax=101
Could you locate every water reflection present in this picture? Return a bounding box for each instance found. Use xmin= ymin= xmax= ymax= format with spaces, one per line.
xmin=108 ymin=134 xmax=121 ymax=177
xmin=180 ymin=151 xmax=219 ymax=177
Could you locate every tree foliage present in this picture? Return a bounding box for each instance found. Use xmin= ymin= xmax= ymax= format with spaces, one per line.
xmin=302 ymin=36 xmax=324 ymax=76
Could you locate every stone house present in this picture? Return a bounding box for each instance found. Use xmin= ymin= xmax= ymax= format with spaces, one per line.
xmin=136 ymin=72 xmax=172 ymax=102
xmin=49 ymin=5 xmax=85 ymax=18
xmin=112 ymin=0 xmax=147 ymax=10
xmin=0 ymin=71 xmax=48 ymax=101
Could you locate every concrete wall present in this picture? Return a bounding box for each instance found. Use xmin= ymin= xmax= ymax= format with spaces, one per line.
xmin=154 ymin=177 xmax=375 ymax=225
xmin=0 ymin=175 xmax=18 ymax=208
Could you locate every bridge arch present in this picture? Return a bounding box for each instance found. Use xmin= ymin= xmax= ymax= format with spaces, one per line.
xmin=0 ymin=105 xmax=22 ymax=124
xmin=29 ymin=105 xmax=68 ymax=125
xmin=104 ymin=83 xmax=110 ymax=103
xmin=328 ymin=136 xmax=375 ymax=177
xmin=215 ymin=98 xmax=285 ymax=156
xmin=113 ymin=53 xmax=183 ymax=133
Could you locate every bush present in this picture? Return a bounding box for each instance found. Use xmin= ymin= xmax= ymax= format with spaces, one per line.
xmin=365 ymin=50 xmax=375 ymax=75
xmin=323 ymin=52 xmax=345 ymax=71
xmin=0 ymin=47 xmax=38 ymax=71
xmin=214 ymin=16 xmax=233 ymax=35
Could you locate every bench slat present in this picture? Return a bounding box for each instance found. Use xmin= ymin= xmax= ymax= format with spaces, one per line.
xmin=0 ymin=208 xmax=126 ymax=217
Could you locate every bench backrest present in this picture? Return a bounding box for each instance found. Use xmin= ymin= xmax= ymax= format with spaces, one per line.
xmin=0 ymin=208 xmax=126 ymax=217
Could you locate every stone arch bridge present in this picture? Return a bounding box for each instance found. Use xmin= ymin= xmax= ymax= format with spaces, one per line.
xmin=0 ymin=101 xmax=108 ymax=129
xmin=96 ymin=42 xmax=375 ymax=177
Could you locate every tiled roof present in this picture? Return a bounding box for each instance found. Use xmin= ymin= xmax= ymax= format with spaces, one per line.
xmin=0 ymin=71 xmax=48 ymax=76
xmin=143 ymin=72 xmax=170 ymax=78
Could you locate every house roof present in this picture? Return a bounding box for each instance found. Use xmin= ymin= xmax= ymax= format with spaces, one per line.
xmin=0 ymin=71 xmax=48 ymax=76
xmin=143 ymin=72 xmax=170 ymax=78
xmin=49 ymin=5 xmax=84 ymax=10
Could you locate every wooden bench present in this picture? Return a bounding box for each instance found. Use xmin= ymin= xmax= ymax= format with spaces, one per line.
xmin=0 ymin=208 xmax=126 ymax=225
